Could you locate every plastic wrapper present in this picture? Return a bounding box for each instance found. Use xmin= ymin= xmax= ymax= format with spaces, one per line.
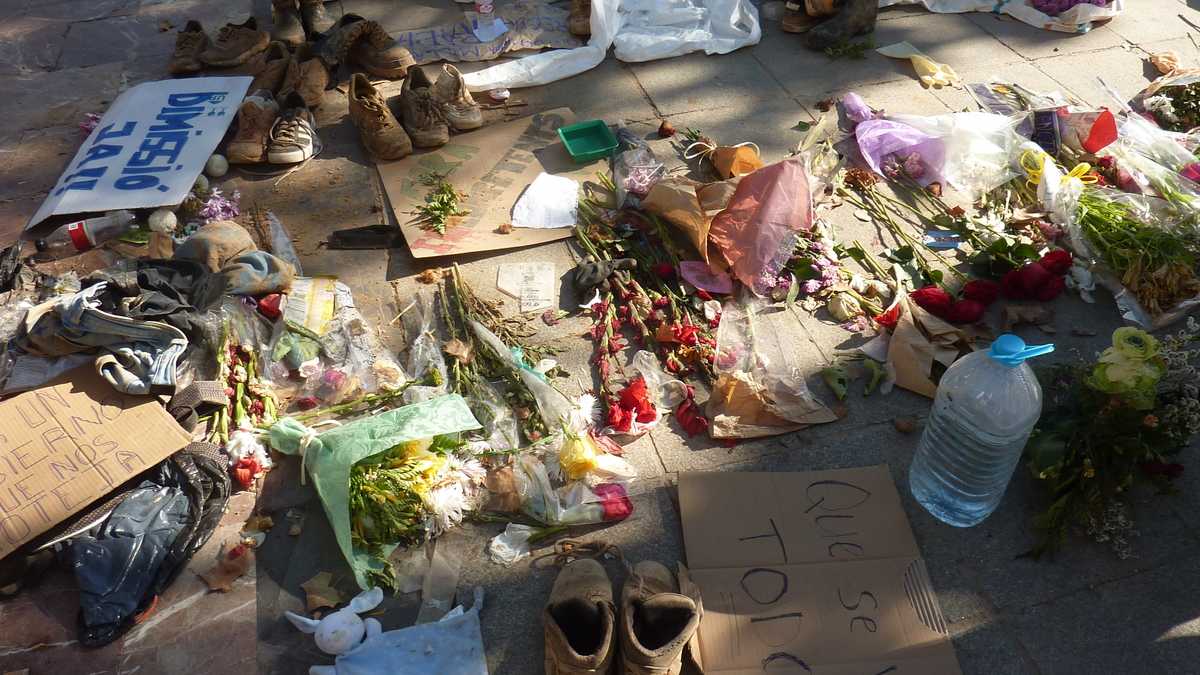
xmin=708 ymin=157 xmax=812 ymax=295
xmin=487 ymin=523 xmax=536 ymax=565
xmin=267 ymin=395 xmax=482 ymax=588
xmin=889 ymin=112 xmax=1022 ymax=198
xmin=613 ymin=146 xmax=666 ymax=207
xmin=266 ymin=211 xmax=303 ymax=276
xmin=402 ymin=292 xmax=449 ymax=404
xmin=708 ymin=294 xmax=836 ymax=438
xmin=415 ymin=535 xmax=466 ymax=624
xmin=469 ymin=319 xmax=573 ymax=427
xmin=602 ymin=350 xmax=689 ymax=436
xmin=1100 ymin=143 xmax=1200 ymax=219
xmin=512 ymin=454 xmax=633 ymax=525
xmin=855 ymin=118 xmax=946 ymax=187
xmin=467 ymin=376 xmax=522 ymax=451
xmin=325 ymin=282 xmax=407 ymax=393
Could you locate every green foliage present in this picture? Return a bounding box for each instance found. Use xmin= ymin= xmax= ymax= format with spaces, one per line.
xmin=412 ymin=172 xmax=470 ymax=235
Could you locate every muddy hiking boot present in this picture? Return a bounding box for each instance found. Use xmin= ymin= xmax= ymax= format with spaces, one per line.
xmin=201 ymin=17 xmax=270 ymax=67
xmin=804 ymin=0 xmax=878 ymax=51
xmin=268 ymin=92 xmax=319 ymax=164
xmin=301 ymin=0 xmax=335 ymax=35
xmin=249 ymin=41 xmax=292 ymax=95
xmin=544 ymin=558 xmax=617 ymax=675
xmin=226 ymin=90 xmax=280 ymax=164
xmin=399 ymin=66 xmax=450 ymax=148
xmin=279 ymin=43 xmax=330 ymax=108
xmin=348 ymin=72 xmax=412 ymax=160
xmin=433 ymin=64 xmax=482 ymax=132
xmin=317 ymin=14 xmax=414 ymax=79
xmin=271 ymin=0 xmax=305 ymax=47
xmin=169 ymin=20 xmax=209 ymax=74
xmin=619 ymin=562 xmax=701 ymax=675
xmin=569 ymin=0 xmax=592 ymax=38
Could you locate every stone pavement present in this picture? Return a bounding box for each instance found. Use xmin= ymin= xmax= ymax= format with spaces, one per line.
xmin=2 ymin=0 xmax=1200 ymax=673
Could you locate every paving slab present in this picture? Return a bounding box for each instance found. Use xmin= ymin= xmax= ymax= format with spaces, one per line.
xmin=629 ymin=48 xmax=793 ymax=116
xmin=1033 ymin=43 xmax=1155 ymax=106
xmin=0 ymin=126 xmax=80 ymax=202
xmin=929 ymin=59 xmax=1078 ymax=111
xmin=1105 ymin=0 xmax=1199 ymax=45
xmin=967 ymin=12 xmax=1127 ymax=61
xmin=0 ymin=16 xmax=69 ymax=75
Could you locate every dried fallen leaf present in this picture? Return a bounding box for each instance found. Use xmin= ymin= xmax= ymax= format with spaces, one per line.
xmin=657 ymin=119 xmax=676 ymax=138
xmin=1150 ymin=50 xmax=1180 ymax=75
xmin=301 ymin=572 xmax=344 ymax=612
xmin=242 ymin=514 xmax=274 ymax=534
xmin=443 ymin=338 xmax=474 ymax=364
xmin=893 ymin=416 xmax=917 ymax=434
xmin=815 ymin=98 xmax=834 ymax=112
xmin=1002 ymin=304 xmax=1053 ymax=332
xmin=200 ymin=543 xmax=254 ymax=592
xmin=927 ymin=182 xmax=943 ymax=197
xmin=496 ymin=222 xmax=513 ymax=234
xmin=416 ymin=267 xmax=443 ymax=284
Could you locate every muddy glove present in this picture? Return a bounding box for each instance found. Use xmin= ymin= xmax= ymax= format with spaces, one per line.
xmin=572 ymin=256 xmax=637 ymax=292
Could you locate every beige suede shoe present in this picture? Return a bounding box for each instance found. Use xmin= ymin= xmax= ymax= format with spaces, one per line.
xmin=618 ymin=561 xmax=700 ymax=675
xmin=545 ymin=558 xmax=617 ymax=675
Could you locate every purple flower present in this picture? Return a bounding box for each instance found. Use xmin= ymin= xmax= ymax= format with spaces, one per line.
xmin=842 ymin=92 xmax=875 ymax=125
xmin=801 ymin=279 xmax=822 ymax=294
xmin=820 ymin=267 xmax=840 ymax=283
xmin=903 ymin=153 xmax=926 ymax=180
xmin=198 ymin=188 xmax=241 ymax=223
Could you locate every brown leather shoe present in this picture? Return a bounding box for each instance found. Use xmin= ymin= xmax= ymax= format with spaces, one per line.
xmin=618 ymin=562 xmax=700 ymax=675
xmin=168 ymin=20 xmax=209 ymax=74
xmin=568 ymin=0 xmax=591 ymax=38
xmin=249 ymin=41 xmax=292 ymax=95
xmin=226 ymin=90 xmax=280 ymax=164
xmin=348 ymin=73 xmax=412 ymax=160
xmin=201 ymin=17 xmax=270 ymax=67
xmin=544 ymin=559 xmax=616 ymax=675
xmin=279 ymin=43 xmax=330 ymax=108
xmin=399 ymin=66 xmax=449 ymax=148
xmin=301 ymin=0 xmax=335 ymax=35
xmin=349 ymin=25 xmax=414 ymax=79
xmin=271 ymin=0 xmax=305 ymax=47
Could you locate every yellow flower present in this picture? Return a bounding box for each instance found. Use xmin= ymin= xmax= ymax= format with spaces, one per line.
xmin=559 ymin=432 xmax=600 ymax=480
xmin=1083 ymin=459 xmax=1095 ymax=479
xmin=1110 ymin=327 xmax=1159 ymax=361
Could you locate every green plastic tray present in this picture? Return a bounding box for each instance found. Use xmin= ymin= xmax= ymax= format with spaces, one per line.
xmin=557 ymin=120 xmax=618 ymax=163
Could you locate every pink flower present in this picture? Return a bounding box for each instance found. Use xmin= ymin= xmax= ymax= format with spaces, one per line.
xmin=593 ymin=483 xmax=633 ymax=521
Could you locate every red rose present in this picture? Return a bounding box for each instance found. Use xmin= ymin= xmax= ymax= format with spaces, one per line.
xmin=1037 ymin=249 xmax=1073 ymax=276
xmin=618 ymin=376 xmax=650 ymax=409
xmin=675 ymin=398 xmax=709 ymax=437
xmin=606 ymin=404 xmax=632 ymax=432
xmin=672 ymin=323 xmax=701 ymax=346
xmin=1033 ymin=275 xmax=1066 ymax=302
xmin=653 ymin=262 xmax=677 ymax=280
xmin=909 ymin=286 xmax=953 ymax=317
xmin=944 ymin=299 xmax=986 ymax=324
xmin=593 ymin=483 xmax=634 ymax=522
xmin=961 ymin=279 xmax=1000 ymax=306
xmin=634 ymin=397 xmax=658 ymax=423
xmin=874 ymin=300 xmax=902 ymax=330
xmin=696 ymin=289 xmax=713 ymax=301
xmin=1001 ymin=263 xmax=1052 ymax=300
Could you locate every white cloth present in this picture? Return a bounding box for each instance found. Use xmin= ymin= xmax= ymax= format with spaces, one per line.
xmin=511 ymin=173 xmax=580 ymax=229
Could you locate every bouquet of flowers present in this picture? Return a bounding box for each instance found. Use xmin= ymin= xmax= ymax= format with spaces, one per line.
xmin=1026 ymin=324 xmax=1199 ymax=557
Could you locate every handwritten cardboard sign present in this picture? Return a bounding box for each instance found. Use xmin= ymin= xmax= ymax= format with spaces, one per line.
xmin=24 ymin=76 xmax=251 ymax=238
xmin=0 ymin=368 xmax=191 ymax=559
xmin=388 ymin=0 xmax=580 ymax=65
xmin=378 ymin=108 xmax=595 ymax=258
xmin=679 ymin=466 xmax=962 ymax=674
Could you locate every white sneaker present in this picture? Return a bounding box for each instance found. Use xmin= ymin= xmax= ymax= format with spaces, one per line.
xmin=268 ymin=92 xmax=320 ymax=164
xmin=433 ymin=64 xmax=483 ymax=132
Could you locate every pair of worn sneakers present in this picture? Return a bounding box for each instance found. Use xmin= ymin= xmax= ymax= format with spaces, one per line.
xmin=228 ymin=90 xmax=319 ymax=165
xmin=271 ymin=0 xmax=334 ymax=48
xmin=169 ymin=17 xmax=272 ymax=73
xmin=247 ymin=41 xmax=329 ymax=108
xmin=544 ymin=547 xmax=701 ymax=675
xmin=348 ymin=65 xmax=481 ymax=161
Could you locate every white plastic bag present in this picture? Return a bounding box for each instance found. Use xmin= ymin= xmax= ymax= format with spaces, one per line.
xmin=889 ymin=112 xmax=1022 ymax=199
xmin=879 ymin=0 xmax=1122 ymax=34
xmin=463 ymin=0 xmax=760 ymax=91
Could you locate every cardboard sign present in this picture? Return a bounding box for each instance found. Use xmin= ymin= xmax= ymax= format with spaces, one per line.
xmin=679 ymin=466 xmax=962 ymax=674
xmin=378 ymin=108 xmax=594 ymax=258
xmin=389 ymin=0 xmax=580 ymax=65
xmin=25 ymin=76 xmax=251 ymax=238
xmin=0 ymin=369 xmax=191 ymax=559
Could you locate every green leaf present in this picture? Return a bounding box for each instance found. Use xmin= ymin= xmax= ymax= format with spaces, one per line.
xmin=795 ymin=120 xmax=812 ymax=132
xmin=1012 ymin=243 xmax=1040 ymax=262
xmin=924 ymin=269 xmax=944 ymax=284
xmin=785 ymin=274 xmax=800 ymax=308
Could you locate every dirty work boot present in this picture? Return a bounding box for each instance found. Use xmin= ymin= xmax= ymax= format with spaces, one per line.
xmin=399 ymin=66 xmax=450 ymax=148
xmin=169 ymin=20 xmax=209 ymax=74
xmin=201 ymin=17 xmax=271 ymax=67
xmin=433 ymin=64 xmax=482 ymax=132
xmin=271 ymin=0 xmax=305 ymax=47
xmin=249 ymin=41 xmax=292 ymax=95
xmin=301 ymin=0 xmax=335 ymax=36
xmin=619 ymin=562 xmax=701 ymax=675
xmin=279 ymin=43 xmax=330 ymax=108
xmin=268 ymin=92 xmax=319 ymax=164
xmin=568 ymin=0 xmax=591 ymax=38
xmin=226 ymin=90 xmax=280 ymax=164
xmin=544 ymin=559 xmax=616 ymax=675
xmin=348 ymin=73 xmax=412 ymax=160
xmin=804 ymin=0 xmax=878 ymax=51
xmin=317 ymin=14 xmax=413 ymax=78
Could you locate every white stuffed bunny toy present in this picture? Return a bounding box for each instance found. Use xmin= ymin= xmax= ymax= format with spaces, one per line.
xmin=285 ymin=587 xmax=385 ymax=675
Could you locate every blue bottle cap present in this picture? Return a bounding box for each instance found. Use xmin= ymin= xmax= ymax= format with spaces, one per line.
xmin=988 ymin=333 xmax=1055 ymax=367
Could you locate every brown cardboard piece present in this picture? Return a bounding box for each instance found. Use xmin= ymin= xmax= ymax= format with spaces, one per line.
xmin=889 ymin=296 xmax=974 ymax=399
xmin=377 ymin=108 xmax=594 ymax=259
xmin=0 ymin=368 xmax=191 ymax=559
xmin=678 ymin=466 xmax=962 ymax=674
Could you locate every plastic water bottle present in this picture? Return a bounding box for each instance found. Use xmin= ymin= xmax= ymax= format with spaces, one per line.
xmin=34 ymin=210 xmax=137 ymax=260
xmin=909 ymin=334 xmax=1054 ymax=527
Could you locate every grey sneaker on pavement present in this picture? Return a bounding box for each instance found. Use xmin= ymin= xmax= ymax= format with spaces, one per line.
xmin=433 ymin=64 xmax=483 ymax=132
xmin=268 ymin=93 xmax=319 ymax=164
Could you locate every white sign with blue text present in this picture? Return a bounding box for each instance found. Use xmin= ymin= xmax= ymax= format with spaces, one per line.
xmin=25 ymin=76 xmax=252 ymax=236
